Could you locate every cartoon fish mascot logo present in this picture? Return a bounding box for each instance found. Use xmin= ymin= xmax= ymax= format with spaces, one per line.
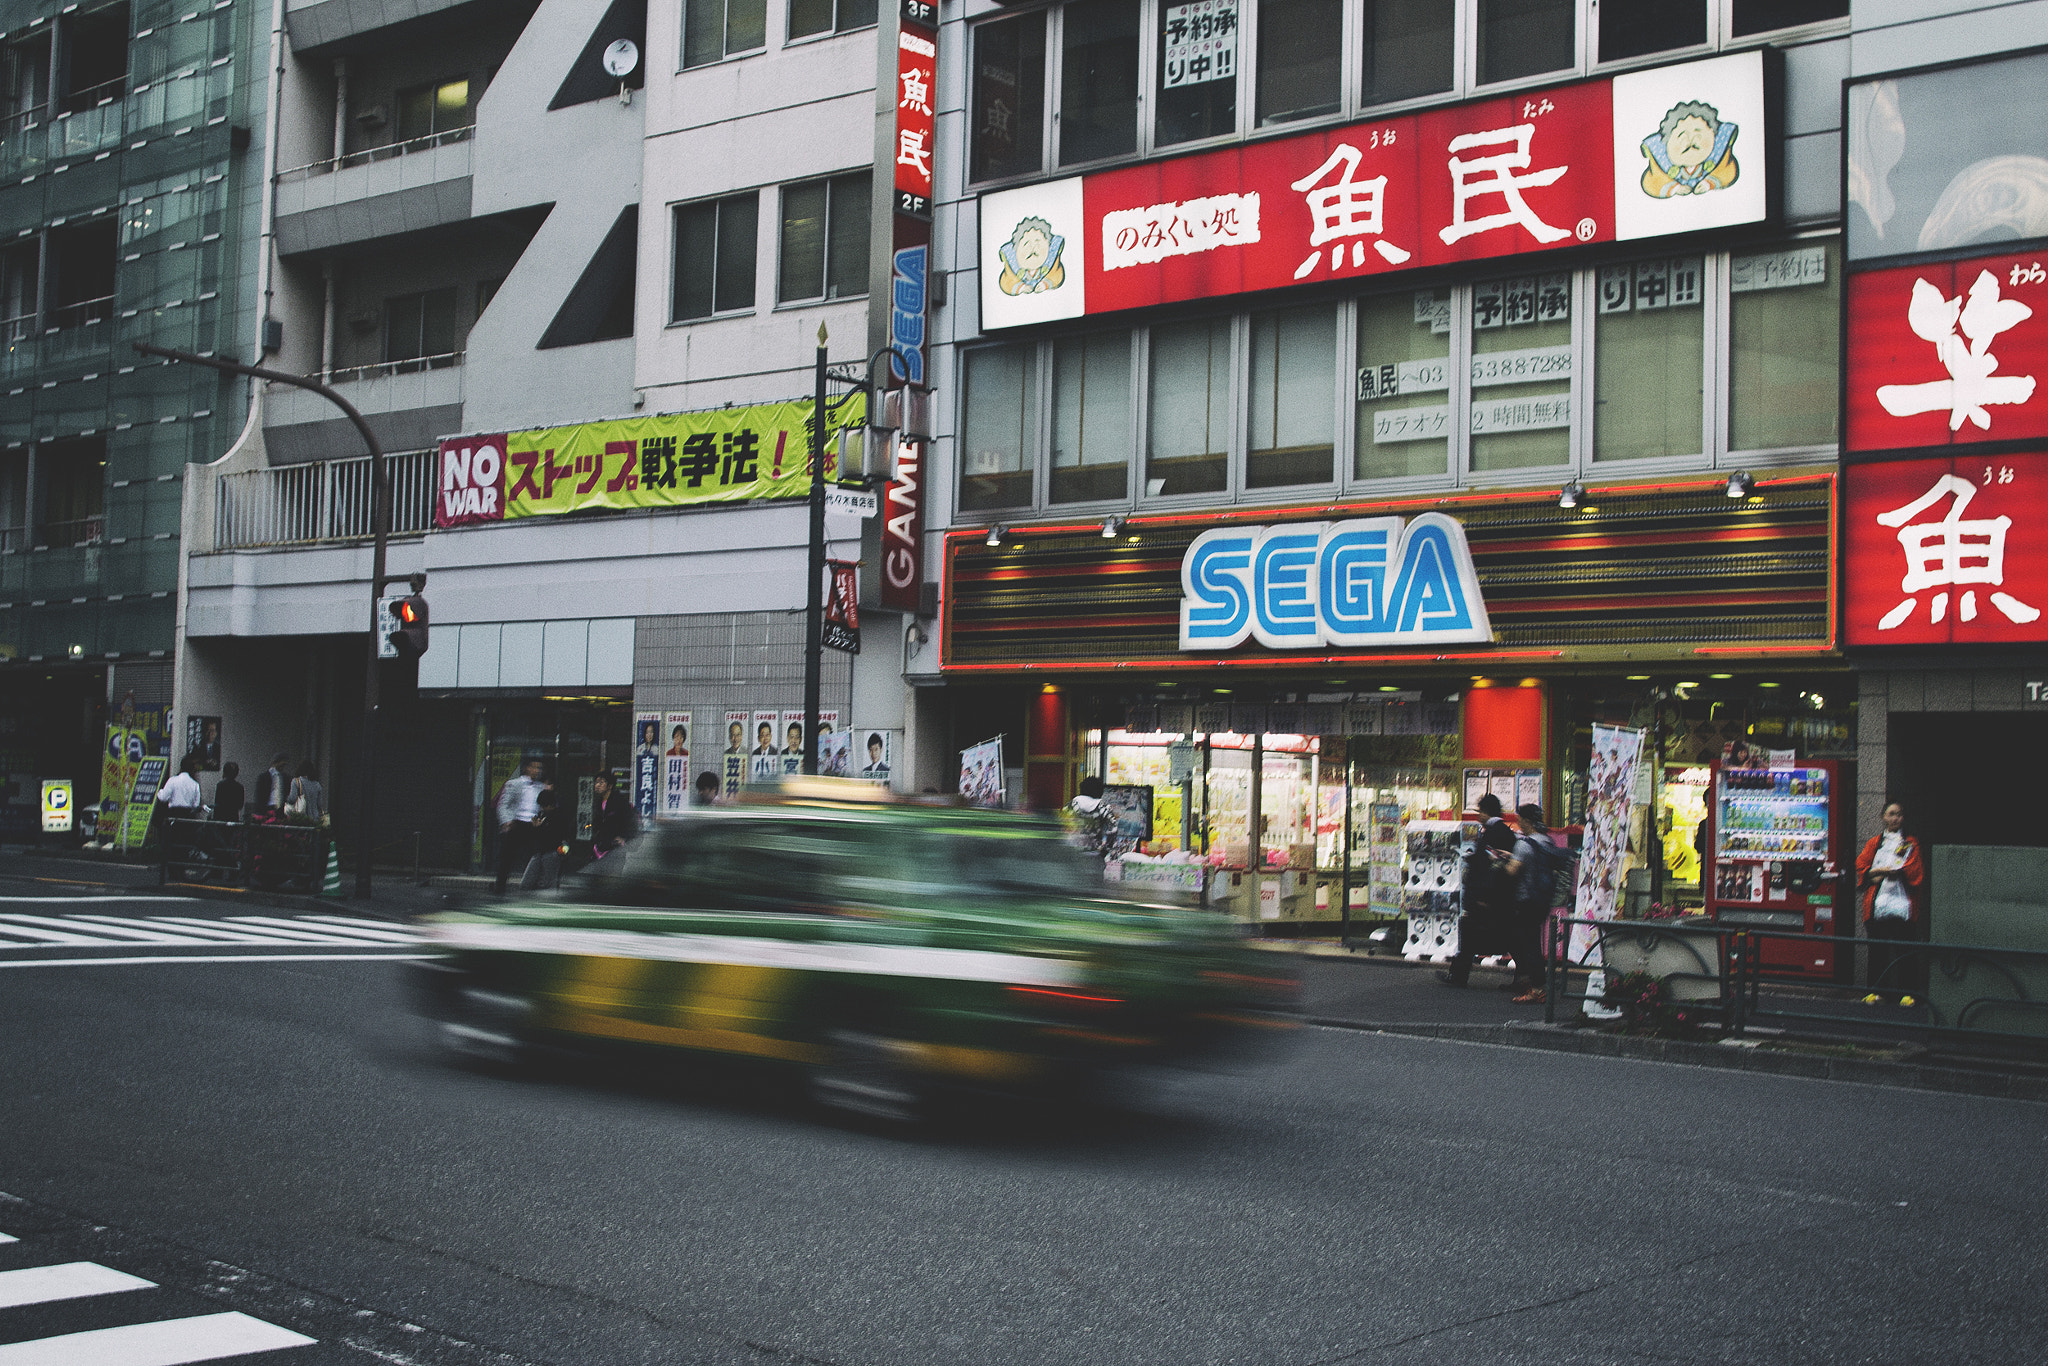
xmin=997 ymin=216 xmax=1065 ymax=296
xmin=1640 ymin=100 xmax=1739 ymax=198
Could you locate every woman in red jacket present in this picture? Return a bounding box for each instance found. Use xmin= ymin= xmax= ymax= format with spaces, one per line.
xmin=1855 ymin=801 xmax=1925 ymax=1003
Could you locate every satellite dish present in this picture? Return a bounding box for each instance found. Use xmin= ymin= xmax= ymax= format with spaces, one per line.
xmin=602 ymin=38 xmax=640 ymax=78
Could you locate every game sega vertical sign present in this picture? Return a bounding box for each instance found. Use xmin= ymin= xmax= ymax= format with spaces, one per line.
xmin=881 ymin=0 xmax=936 ymax=614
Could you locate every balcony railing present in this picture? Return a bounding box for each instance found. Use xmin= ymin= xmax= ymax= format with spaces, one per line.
xmin=276 ymin=125 xmax=475 ymax=183
xmin=215 ymin=449 xmax=436 ymax=551
xmin=35 ymin=516 xmax=105 ymax=550
xmin=59 ymin=76 xmax=127 ymax=117
xmin=46 ymin=295 xmax=116 ymax=331
xmin=326 ymin=351 xmax=464 ymax=384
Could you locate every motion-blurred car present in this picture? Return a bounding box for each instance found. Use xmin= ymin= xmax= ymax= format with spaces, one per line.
xmin=408 ymin=780 xmax=1295 ymax=1120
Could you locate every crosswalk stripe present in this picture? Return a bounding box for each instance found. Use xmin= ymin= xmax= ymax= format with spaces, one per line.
xmin=225 ymin=917 xmax=419 ymax=944
xmin=0 ymin=1232 xmax=15 ymax=1244
xmin=66 ymin=917 xmax=298 ymax=945
xmin=0 ymin=919 xmax=110 ymax=946
xmin=0 ymin=897 xmax=204 ymax=905
xmin=301 ymin=914 xmax=415 ymax=932
xmin=0 ymin=1261 xmax=155 ymax=1309
xmin=0 ymin=1310 xmax=317 ymax=1365
xmin=0 ymin=917 xmax=228 ymax=946
xmin=0 ymin=953 xmax=431 ymax=970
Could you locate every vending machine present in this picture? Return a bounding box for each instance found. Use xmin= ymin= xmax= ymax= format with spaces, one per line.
xmin=1704 ymin=760 xmax=1846 ymax=979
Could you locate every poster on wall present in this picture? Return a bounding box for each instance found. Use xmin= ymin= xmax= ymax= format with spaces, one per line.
xmin=819 ymin=730 xmax=852 ymax=777
xmin=184 ymin=716 xmax=221 ymax=772
xmin=749 ymin=710 xmax=782 ymax=783
xmin=1567 ymin=724 xmax=1646 ymax=966
xmin=632 ymin=711 xmax=661 ymax=819
xmin=960 ymin=737 xmax=1005 ymax=807
xmin=779 ymin=710 xmax=807 ymax=776
xmin=1100 ymin=784 xmax=1155 ymax=848
xmin=722 ymin=709 xmax=749 ymax=796
xmin=859 ymin=728 xmax=894 ymax=785
xmin=660 ymin=712 xmax=692 ymax=818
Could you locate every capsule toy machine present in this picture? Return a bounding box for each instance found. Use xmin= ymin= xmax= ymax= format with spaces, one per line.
xmin=1704 ymin=760 xmax=1845 ymax=978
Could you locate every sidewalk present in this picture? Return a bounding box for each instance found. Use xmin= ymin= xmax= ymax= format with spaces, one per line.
xmin=0 ymin=847 xmax=473 ymax=922
xmin=1263 ymin=940 xmax=2048 ymax=1103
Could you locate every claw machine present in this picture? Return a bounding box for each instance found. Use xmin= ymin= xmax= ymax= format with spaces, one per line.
xmin=1704 ymin=760 xmax=1845 ymax=979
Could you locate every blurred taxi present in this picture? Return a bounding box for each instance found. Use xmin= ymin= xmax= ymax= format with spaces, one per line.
xmin=409 ymin=779 xmax=1295 ymax=1120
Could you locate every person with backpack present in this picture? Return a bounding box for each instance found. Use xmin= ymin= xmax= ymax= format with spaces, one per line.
xmin=1505 ymin=803 xmax=1568 ymax=1002
xmin=1439 ymin=792 xmax=1518 ymax=987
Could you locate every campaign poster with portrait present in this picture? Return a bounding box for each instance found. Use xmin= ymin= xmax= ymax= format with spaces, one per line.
xmin=661 ymin=712 xmax=691 ymax=818
xmin=960 ymin=737 xmax=1006 ymax=808
xmin=722 ymin=709 xmax=749 ymax=796
xmin=633 ymin=711 xmax=661 ymax=819
xmin=779 ymin=710 xmax=807 ymax=776
xmin=859 ymin=729 xmax=894 ymax=786
xmin=185 ymin=716 xmax=222 ymax=772
xmin=749 ymin=710 xmax=782 ymax=784
xmin=1568 ymin=724 xmax=1646 ymax=965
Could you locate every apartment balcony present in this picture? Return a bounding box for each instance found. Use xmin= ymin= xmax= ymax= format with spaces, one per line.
xmin=275 ymin=131 xmax=475 ymax=257
xmin=283 ymin=0 xmax=480 ymax=53
xmin=260 ymin=353 xmax=465 ymax=463
xmin=214 ymin=449 xmax=435 ymax=550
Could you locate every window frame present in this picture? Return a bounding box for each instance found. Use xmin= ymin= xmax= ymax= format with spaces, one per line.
xmin=775 ymin=170 xmax=872 ymax=307
xmin=950 ymin=235 xmax=1840 ymax=522
xmin=681 ymin=0 xmax=770 ymax=71
xmin=669 ymin=190 xmax=762 ymax=324
xmin=785 ymin=0 xmax=879 ymax=44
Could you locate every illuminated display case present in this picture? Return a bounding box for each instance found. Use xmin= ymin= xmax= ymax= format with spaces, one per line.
xmin=1704 ymin=760 xmax=1846 ymax=979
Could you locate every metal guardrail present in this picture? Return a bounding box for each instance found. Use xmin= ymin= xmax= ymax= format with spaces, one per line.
xmin=275 ymin=125 xmax=474 ymax=182
xmin=1544 ymin=916 xmax=2048 ymax=1048
xmin=214 ymin=448 xmax=435 ymax=550
xmin=161 ymin=817 xmax=330 ymax=892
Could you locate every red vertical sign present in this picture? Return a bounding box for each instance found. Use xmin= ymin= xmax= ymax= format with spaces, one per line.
xmin=881 ymin=0 xmax=936 ymax=614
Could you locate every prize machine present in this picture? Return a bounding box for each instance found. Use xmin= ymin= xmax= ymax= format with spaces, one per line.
xmin=1703 ymin=760 xmax=1847 ymax=979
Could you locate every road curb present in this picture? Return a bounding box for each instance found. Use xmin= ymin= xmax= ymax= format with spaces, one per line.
xmin=1310 ymin=1017 xmax=2048 ymax=1103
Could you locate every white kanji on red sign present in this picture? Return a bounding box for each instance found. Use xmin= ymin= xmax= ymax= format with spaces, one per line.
xmin=1875 ymin=271 xmax=2038 ymax=432
xmin=1872 ymin=473 xmax=2041 ymax=629
xmin=1289 ymin=144 xmax=1412 ymax=280
xmin=1438 ymin=124 xmax=1571 ymax=246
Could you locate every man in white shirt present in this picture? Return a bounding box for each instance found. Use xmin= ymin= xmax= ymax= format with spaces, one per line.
xmin=493 ymin=758 xmax=547 ymax=893
xmin=156 ymin=754 xmax=204 ymax=818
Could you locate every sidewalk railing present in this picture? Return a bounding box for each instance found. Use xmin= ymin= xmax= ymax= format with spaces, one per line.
xmin=161 ymin=817 xmax=329 ymax=892
xmin=1544 ymin=916 xmax=2048 ymax=1049
xmin=214 ymin=448 xmax=435 ymax=550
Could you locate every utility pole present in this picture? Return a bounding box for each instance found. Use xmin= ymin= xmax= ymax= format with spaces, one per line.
xmin=135 ymin=342 xmax=390 ymax=898
xmin=803 ymin=324 xmax=828 ymax=777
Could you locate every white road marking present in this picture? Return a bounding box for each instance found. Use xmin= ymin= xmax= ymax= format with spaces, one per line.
xmin=0 ymin=1232 xmax=15 ymax=1244
xmin=0 ymin=897 xmax=204 ymax=904
xmin=0 ymin=916 xmax=226 ymax=946
xmin=65 ymin=917 xmax=291 ymax=944
xmin=0 ymin=1310 xmax=316 ymax=1364
xmin=301 ymin=914 xmax=420 ymax=935
xmin=0 ymin=1261 xmax=154 ymax=1309
xmin=225 ymin=916 xmax=418 ymax=944
xmin=0 ymin=919 xmax=109 ymax=946
xmin=0 ymin=953 xmax=432 ymax=970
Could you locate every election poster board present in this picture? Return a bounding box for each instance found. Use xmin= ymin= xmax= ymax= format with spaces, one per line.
xmin=632 ymin=712 xmax=660 ymax=820
xmin=779 ymin=710 xmax=806 ymax=776
xmin=960 ymin=737 xmax=1006 ymax=807
xmin=722 ymin=710 xmax=749 ymax=797
xmin=661 ymin=712 xmax=692 ymax=818
xmin=749 ymin=711 xmax=782 ymax=784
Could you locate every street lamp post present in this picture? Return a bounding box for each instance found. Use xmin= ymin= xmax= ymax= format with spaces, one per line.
xmin=135 ymin=341 xmax=391 ymax=898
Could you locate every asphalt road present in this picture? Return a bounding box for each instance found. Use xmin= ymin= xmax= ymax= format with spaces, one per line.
xmin=2 ymin=887 xmax=2045 ymax=1365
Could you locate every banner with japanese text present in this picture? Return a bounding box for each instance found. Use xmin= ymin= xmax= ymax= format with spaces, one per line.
xmin=434 ymin=398 xmax=865 ymax=528
xmin=980 ymin=50 xmax=1769 ymax=330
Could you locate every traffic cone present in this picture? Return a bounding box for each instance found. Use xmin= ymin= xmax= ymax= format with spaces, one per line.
xmin=322 ymin=840 xmax=342 ymax=896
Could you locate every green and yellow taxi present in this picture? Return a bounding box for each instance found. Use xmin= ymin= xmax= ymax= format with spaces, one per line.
xmin=408 ymin=780 xmax=1295 ymax=1119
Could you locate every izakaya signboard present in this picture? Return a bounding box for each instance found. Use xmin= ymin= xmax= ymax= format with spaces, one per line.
xmin=1845 ymin=453 xmax=2048 ymax=646
xmin=1179 ymin=513 xmax=1491 ymax=651
xmin=981 ymin=50 xmax=1769 ymax=330
xmin=434 ymin=399 xmax=863 ymax=528
xmin=1847 ymin=251 xmax=2048 ymax=453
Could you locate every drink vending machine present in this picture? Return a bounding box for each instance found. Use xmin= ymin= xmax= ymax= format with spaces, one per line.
xmin=1704 ymin=760 xmax=1846 ymax=979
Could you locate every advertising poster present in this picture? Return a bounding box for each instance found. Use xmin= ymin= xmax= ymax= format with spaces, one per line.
xmin=749 ymin=710 xmax=782 ymax=784
xmin=960 ymin=737 xmax=1005 ymax=807
xmin=185 ymin=716 xmax=221 ymax=771
xmin=819 ymin=730 xmax=852 ymax=777
xmin=779 ymin=710 xmax=806 ymax=776
xmin=859 ymin=729 xmax=893 ymax=785
xmin=1568 ymin=724 xmax=1646 ymax=965
xmin=722 ymin=709 xmax=749 ymax=797
xmin=661 ymin=712 xmax=692 ymax=818
xmin=1100 ymin=784 xmax=1155 ymax=847
xmin=120 ymin=756 xmax=169 ymax=851
xmin=632 ymin=711 xmax=661 ymax=819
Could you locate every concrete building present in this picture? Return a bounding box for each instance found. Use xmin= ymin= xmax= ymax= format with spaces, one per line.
xmin=173 ymin=0 xmax=928 ymax=869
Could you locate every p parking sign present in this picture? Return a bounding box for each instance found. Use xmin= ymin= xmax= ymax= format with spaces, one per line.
xmin=41 ymin=779 xmax=73 ymax=833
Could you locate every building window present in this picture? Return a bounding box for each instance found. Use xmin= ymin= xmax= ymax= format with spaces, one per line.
xmin=1258 ymin=0 xmax=1342 ymax=127
xmin=961 ymin=344 xmax=1038 ymax=512
xmin=778 ymin=171 xmax=871 ymax=304
xmin=672 ymin=193 xmax=759 ymax=321
xmin=395 ymin=77 xmax=472 ymax=142
xmin=1355 ymin=289 xmax=1451 ymax=480
xmin=1156 ymin=1 xmax=1239 ymax=148
xmin=1247 ymin=303 xmax=1337 ymax=487
xmin=1147 ymin=317 xmax=1233 ymax=496
xmin=1362 ymin=0 xmax=1454 ymax=108
xmin=384 ymin=287 xmax=459 ymax=367
xmin=1051 ymin=333 xmax=1132 ymax=503
xmin=787 ymin=0 xmax=876 ymax=40
xmin=1593 ymin=256 xmax=1705 ymax=462
xmin=1729 ymin=241 xmax=1837 ymax=452
xmin=1470 ymin=272 xmax=1573 ymax=470
xmin=1597 ymin=0 xmax=1706 ymax=63
xmin=1477 ymin=0 xmax=1575 ymax=86
xmin=684 ymin=0 xmax=767 ymax=68
xmin=37 ymin=436 xmax=105 ymax=547
xmin=970 ymin=14 xmax=1046 ymax=183
xmin=1060 ymin=1 xmax=1141 ymax=166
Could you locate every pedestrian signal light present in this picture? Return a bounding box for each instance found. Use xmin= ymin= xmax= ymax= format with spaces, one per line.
xmin=388 ymin=594 xmax=429 ymax=659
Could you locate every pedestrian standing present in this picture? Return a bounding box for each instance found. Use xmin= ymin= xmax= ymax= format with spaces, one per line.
xmin=157 ymin=753 xmax=204 ymax=818
xmin=212 ymin=762 xmax=245 ymax=822
xmin=1440 ymin=793 xmax=1518 ymax=987
xmin=493 ymin=758 xmax=546 ymax=893
xmin=591 ymin=771 xmax=639 ymax=854
xmin=1505 ymin=803 xmax=1566 ymax=1003
xmin=255 ymin=753 xmax=290 ymax=814
xmin=286 ymin=760 xmax=327 ymax=825
xmin=1856 ymin=801 xmax=1925 ymax=1004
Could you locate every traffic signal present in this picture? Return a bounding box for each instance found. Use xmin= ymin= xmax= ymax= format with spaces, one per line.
xmin=387 ymin=594 xmax=429 ymax=659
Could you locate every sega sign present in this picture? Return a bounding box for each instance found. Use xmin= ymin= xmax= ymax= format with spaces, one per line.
xmin=1179 ymin=514 xmax=1491 ymax=651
